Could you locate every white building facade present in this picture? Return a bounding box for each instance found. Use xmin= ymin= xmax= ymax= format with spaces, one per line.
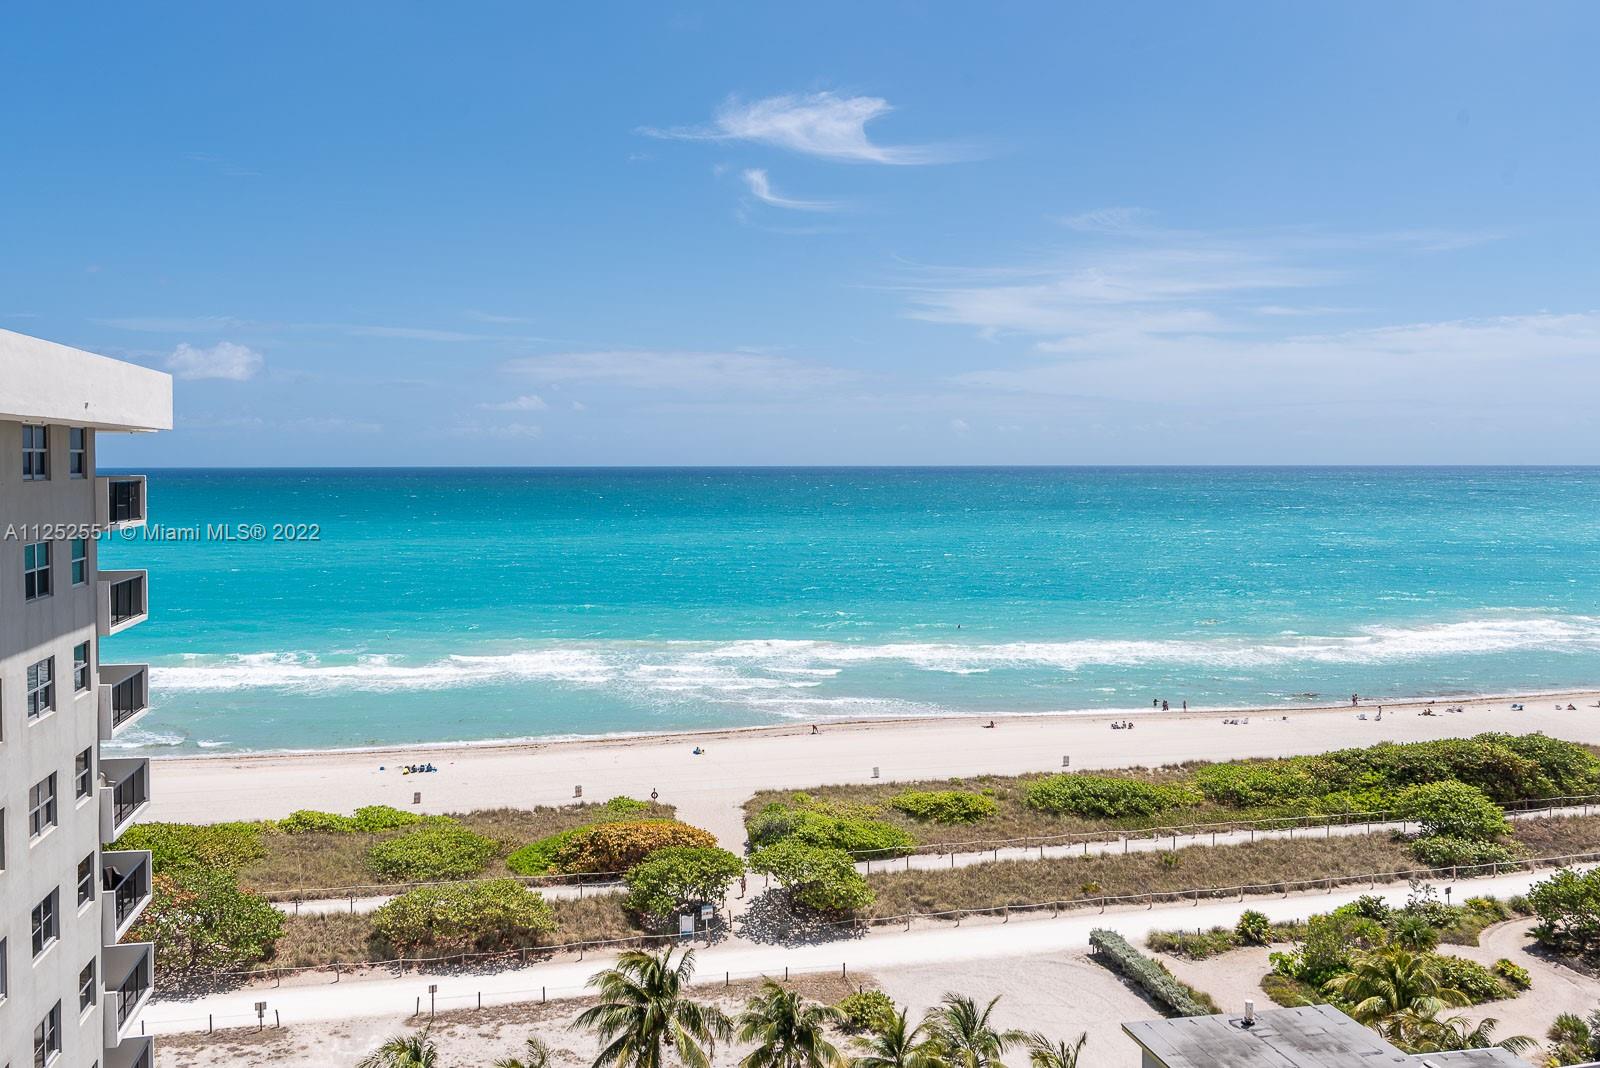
xmin=0 ymin=330 xmax=172 ymax=1068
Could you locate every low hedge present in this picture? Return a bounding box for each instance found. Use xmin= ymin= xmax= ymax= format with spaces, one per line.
xmin=276 ymin=805 xmax=431 ymax=835
xmin=365 ymin=824 xmax=498 ymax=881
xmin=748 ymin=796 xmax=915 ymax=856
xmin=1025 ymin=775 xmax=1199 ymax=819
xmin=1089 ymin=928 xmax=1217 ymax=1016
xmin=554 ymin=820 xmax=718 ymax=874
xmin=889 ymin=790 xmax=999 ymax=825
xmin=836 ymin=990 xmax=897 ymax=1033
xmin=112 ymin=821 xmax=267 ymax=875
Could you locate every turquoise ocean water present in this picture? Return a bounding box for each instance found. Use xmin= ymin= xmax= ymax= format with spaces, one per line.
xmin=97 ymin=468 xmax=1600 ymax=755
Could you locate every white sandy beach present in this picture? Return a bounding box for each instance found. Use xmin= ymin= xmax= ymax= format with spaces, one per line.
xmin=149 ymin=691 xmax=1600 ymax=847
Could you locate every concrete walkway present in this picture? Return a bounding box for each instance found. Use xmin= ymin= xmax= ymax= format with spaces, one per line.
xmin=144 ymin=864 xmax=1583 ymax=1035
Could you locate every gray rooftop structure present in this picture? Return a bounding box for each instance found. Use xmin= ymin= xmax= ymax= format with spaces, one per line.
xmin=1121 ymin=1005 xmax=1527 ymax=1068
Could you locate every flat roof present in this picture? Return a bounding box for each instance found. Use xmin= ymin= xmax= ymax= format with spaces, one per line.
xmin=1122 ymin=1005 xmax=1524 ymax=1068
xmin=0 ymin=328 xmax=172 ymax=431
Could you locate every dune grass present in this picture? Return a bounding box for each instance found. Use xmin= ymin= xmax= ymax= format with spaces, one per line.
xmin=239 ymin=802 xmax=675 ymax=895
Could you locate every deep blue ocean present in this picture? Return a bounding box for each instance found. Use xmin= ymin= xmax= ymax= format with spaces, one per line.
xmin=96 ymin=467 xmax=1600 ymax=754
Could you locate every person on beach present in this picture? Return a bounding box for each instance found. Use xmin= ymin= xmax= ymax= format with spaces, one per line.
xmin=811 ymin=724 xmax=819 ymax=734
xmin=1161 ymin=700 xmax=1169 ymax=711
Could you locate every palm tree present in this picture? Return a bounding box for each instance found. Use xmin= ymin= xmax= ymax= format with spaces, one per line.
xmin=572 ymin=946 xmax=732 ymax=1068
xmin=922 ymin=995 xmax=1024 ymax=1068
xmin=496 ymin=1036 xmax=552 ymax=1068
xmin=1021 ymin=1032 xmax=1088 ymax=1068
xmin=1321 ymin=947 xmax=1469 ymax=1037
xmin=1393 ymin=1012 xmax=1533 ymax=1056
xmin=735 ymin=979 xmax=846 ymax=1068
xmin=357 ymin=1029 xmax=439 ymax=1068
xmin=853 ymin=1009 xmax=943 ymax=1068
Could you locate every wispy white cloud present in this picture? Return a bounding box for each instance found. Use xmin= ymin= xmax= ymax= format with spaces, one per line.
xmin=643 ymin=91 xmax=967 ymax=164
xmin=741 ymin=169 xmax=839 ymax=212
xmin=505 ymin=350 xmax=854 ymax=392
xmin=101 ymin=315 xmax=247 ymax=333
xmin=167 ymin=341 xmax=263 ymax=381
xmin=449 ymin=422 xmax=542 ymax=440
xmin=479 ymin=393 xmax=548 ymax=412
xmin=464 ymin=309 xmax=536 ymax=325
xmin=344 ymin=325 xmax=495 ymax=342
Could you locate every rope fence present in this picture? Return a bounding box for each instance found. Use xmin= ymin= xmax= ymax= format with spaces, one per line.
xmin=194 ymin=846 xmax=1600 ymax=989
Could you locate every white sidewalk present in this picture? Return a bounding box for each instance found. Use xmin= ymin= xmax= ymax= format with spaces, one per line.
xmin=145 ymin=865 xmax=1572 ymax=1035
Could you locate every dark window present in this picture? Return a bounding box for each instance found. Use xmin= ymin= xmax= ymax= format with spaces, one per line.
xmin=26 ymin=658 xmax=54 ymax=718
xmin=34 ymin=999 xmax=61 ymax=1066
xmin=69 ymin=428 xmax=86 ymax=478
xmin=70 ymin=538 xmax=86 ymax=585
xmin=73 ymin=642 xmax=90 ymax=692
xmin=22 ymin=424 xmax=48 ymax=481
xmin=28 ymin=775 xmax=57 ymax=839
xmin=31 ymin=890 xmax=58 ymax=957
xmin=77 ymin=855 xmax=95 ymax=907
xmin=74 ymin=749 xmax=92 ymax=799
xmin=78 ymin=960 xmax=96 ymax=1013
xmin=23 ymin=542 xmax=51 ymax=601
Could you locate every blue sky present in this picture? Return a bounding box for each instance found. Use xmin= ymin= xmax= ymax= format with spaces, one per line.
xmin=4 ymin=2 xmax=1598 ymax=466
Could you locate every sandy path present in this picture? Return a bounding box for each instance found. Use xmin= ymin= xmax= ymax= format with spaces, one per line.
xmin=143 ymin=864 xmax=1584 ymax=1035
xmin=149 ymin=693 xmax=1600 ymax=849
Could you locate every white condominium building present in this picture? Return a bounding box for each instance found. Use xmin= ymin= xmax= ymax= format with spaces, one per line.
xmin=0 ymin=330 xmax=172 ymax=1068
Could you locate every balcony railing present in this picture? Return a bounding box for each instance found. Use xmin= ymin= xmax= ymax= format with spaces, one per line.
xmin=99 ymin=664 xmax=151 ymax=738
xmin=101 ymin=849 xmax=153 ymax=942
xmin=100 ymin=758 xmax=151 ymax=841
xmin=97 ymin=571 xmax=148 ymax=637
xmin=104 ymin=1036 xmax=153 ymax=1068
xmin=102 ymin=942 xmax=154 ymax=1045
xmin=96 ymin=474 xmax=147 ymax=529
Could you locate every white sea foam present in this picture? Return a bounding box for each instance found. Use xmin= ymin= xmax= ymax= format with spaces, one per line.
xmin=143 ymin=616 xmax=1600 ymax=699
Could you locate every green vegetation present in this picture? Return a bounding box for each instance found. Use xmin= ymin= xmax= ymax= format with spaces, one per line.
xmin=747 ymin=733 xmax=1600 ymax=851
xmin=506 ymin=800 xmax=696 ymax=876
xmin=1547 ymin=1011 xmax=1600 ymax=1067
xmin=1491 ymin=957 xmax=1531 ymax=990
xmin=1145 ymin=913 xmax=1305 ymax=960
xmin=1025 ymin=776 xmax=1198 ymax=819
xmin=112 ymin=820 xmax=267 ymax=874
xmin=369 ymin=879 xmax=556 ymax=954
xmin=574 ymin=946 xmax=733 ymax=1068
xmin=365 ymin=824 xmax=499 ymax=881
xmin=132 ymin=870 xmax=284 ymax=981
xmin=734 ymin=979 xmax=845 ymax=1068
xmin=555 ymin=820 xmax=720 ymax=874
xmin=506 ymin=828 xmax=586 ymax=876
xmin=835 ymin=990 xmax=898 ymax=1034
xmin=1529 ymin=866 xmax=1600 ymax=959
xmin=1395 ymin=781 xmax=1511 ymax=840
xmin=1088 ymin=928 xmax=1218 ymax=1016
xmin=622 ymin=846 xmax=745 ymax=924
xmin=748 ymin=794 xmax=916 ymax=856
xmin=356 ymin=1029 xmax=439 ymax=1068
xmin=750 ymin=839 xmax=874 ymax=914
xmin=889 ymin=790 xmax=999 ymax=825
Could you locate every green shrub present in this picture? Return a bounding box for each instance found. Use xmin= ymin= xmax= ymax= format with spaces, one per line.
xmin=132 ymin=870 xmax=284 ymax=981
xmin=1431 ymin=954 xmax=1505 ymax=1003
xmin=1409 ymin=835 xmax=1515 ymax=868
xmin=1089 ymin=928 xmax=1217 ymax=1016
xmin=623 ymin=846 xmax=745 ymax=923
xmin=352 ymin=805 xmax=428 ymax=833
xmin=1261 ymin=972 xmax=1318 ymax=1008
xmin=365 ymin=824 xmax=498 ymax=881
xmin=1146 ymin=926 xmax=1239 ymax=959
xmin=1492 ymin=957 xmax=1531 ymax=990
xmin=277 ymin=809 xmax=358 ymax=834
xmin=1271 ymin=913 xmax=1386 ymax=987
xmin=835 ymin=990 xmax=897 ymax=1034
xmin=553 ymin=820 xmax=717 ymax=874
xmin=1024 ymin=775 xmax=1198 ymax=818
xmin=747 ymin=797 xmax=915 ymax=856
xmin=1193 ymin=762 xmax=1321 ymax=806
xmin=749 ymin=839 xmax=873 ymax=914
xmin=1528 ymin=867 xmax=1600 ymax=958
xmin=1236 ymin=909 xmax=1271 ymax=946
xmin=594 ymin=796 xmax=652 ymax=819
xmin=1387 ymin=911 xmax=1440 ymax=951
xmin=889 ymin=790 xmax=999 ymax=825
xmin=1395 ymin=781 xmax=1509 ymax=841
xmin=112 ymin=821 xmax=267 ymax=875
xmin=371 ymin=878 xmax=556 ymax=954
xmin=506 ymin=828 xmax=585 ymax=876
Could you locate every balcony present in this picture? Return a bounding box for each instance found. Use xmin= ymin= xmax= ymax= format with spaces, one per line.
xmin=99 ymin=664 xmax=151 ymax=737
xmin=97 ymin=570 xmax=148 ymax=636
xmin=102 ymin=942 xmax=154 ymax=1045
xmin=101 ymin=849 xmax=153 ymax=942
xmin=100 ymin=758 xmax=151 ymax=842
xmin=95 ymin=474 xmax=147 ymax=529
xmin=105 ymin=1036 xmax=154 ymax=1068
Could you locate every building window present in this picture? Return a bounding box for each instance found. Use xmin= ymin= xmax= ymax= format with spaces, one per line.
xmin=34 ymin=1000 xmax=61 ymax=1066
xmin=74 ymin=749 xmax=93 ymax=798
xmin=28 ymin=774 xmax=57 ymax=839
xmin=73 ymin=643 xmax=90 ymax=692
xmin=78 ymin=959 xmax=96 ymax=1014
xmin=69 ymin=428 xmax=86 ymax=478
xmin=0 ymin=937 xmax=7 ymax=1003
xmin=22 ymin=424 xmax=48 ymax=481
xmin=26 ymin=658 xmax=54 ymax=719
xmin=31 ymin=890 xmax=59 ymax=957
xmin=77 ymin=854 xmax=95 ymax=907
xmin=70 ymin=538 xmax=86 ymax=586
xmin=23 ymin=541 xmax=51 ymax=601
